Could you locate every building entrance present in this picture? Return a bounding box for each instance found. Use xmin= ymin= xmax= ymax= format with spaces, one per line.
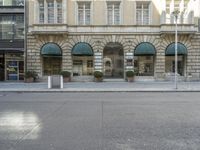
xmin=103 ymin=42 xmax=124 ymax=78
xmin=0 ymin=54 xmax=5 ymax=81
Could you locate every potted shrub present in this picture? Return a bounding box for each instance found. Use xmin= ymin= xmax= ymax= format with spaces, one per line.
xmin=126 ymin=70 xmax=135 ymax=82
xmin=94 ymin=71 xmax=103 ymax=82
xmin=25 ymin=71 xmax=38 ymax=83
xmin=60 ymin=71 xmax=71 ymax=82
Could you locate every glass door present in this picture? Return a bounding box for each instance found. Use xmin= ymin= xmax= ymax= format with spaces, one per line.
xmin=19 ymin=61 xmax=24 ymax=80
xmin=73 ymin=60 xmax=83 ymax=76
xmin=0 ymin=54 xmax=5 ymax=81
xmin=6 ymin=61 xmax=18 ymax=80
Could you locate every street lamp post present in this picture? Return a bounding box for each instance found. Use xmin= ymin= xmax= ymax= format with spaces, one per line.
xmin=172 ymin=10 xmax=180 ymax=89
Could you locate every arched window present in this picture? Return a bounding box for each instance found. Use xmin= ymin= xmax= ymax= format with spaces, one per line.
xmin=165 ymin=42 xmax=187 ymax=76
xmin=41 ymin=43 xmax=62 ymax=75
xmin=72 ymin=42 xmax=94 ymax=76
xmin=134 ymin=42 xmax=156 ymax=76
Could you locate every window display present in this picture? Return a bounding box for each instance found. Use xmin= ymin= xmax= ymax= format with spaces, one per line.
xmin=165 ymin=56 xmax=184 ymax=76
xmin=7 ymin=61 xmax=18 ymax=80
xmin=43 ymin=57 xmax=62 ymax=75
xmin=134 ymin=56 xmax=154 ymax=76
xmin=72 ymin=57 xmax=93 ymax=76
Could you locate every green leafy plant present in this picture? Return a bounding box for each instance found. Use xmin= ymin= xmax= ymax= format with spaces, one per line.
xmin=25 ymin=71 xmax=38 ymax=79
xmin=94 ymin=71 xmax=103 ymax=79
xmin=126 ymin=70 xmax=135 ymax=77
xmin=60 ymin=71 xmax=71 ymax=78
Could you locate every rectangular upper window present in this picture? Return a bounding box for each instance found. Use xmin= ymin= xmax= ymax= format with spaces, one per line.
xmin=47 ymin=1 xmax=54 ymax=24
xmin=38 ymin=0 xmax=63 ymax=24
xmin=57 ymin=1 xmax=62 ymax=23
xmin=39 ymin=1 xmax=44 ymax=23
xmin=107 ymin=2 xmax=121 ymax=25
xmin=136 ymin=2 xmax=150 ymax=25
xmin=78 ymin=2 xmax=91 ymax=25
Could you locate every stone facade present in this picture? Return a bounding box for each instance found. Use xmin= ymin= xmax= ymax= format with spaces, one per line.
xmin=27 ymin=31 xmax=200 ymax=81
xmin=27 ymin=0 xmax=200 ymax=81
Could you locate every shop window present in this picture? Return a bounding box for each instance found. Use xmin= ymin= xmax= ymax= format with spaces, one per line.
xmin=165 ymin=56 xmax=184 ymax=76
xmin=6 ymin=61 xmax=24 ymax=80
xmin=72 ymin=58 xmax=93 ymax=76
xmin=134 ymin=56 xmax=154 ymax=76
xmin=73 ymin=60 xmax=82 ymax=76
xmin=43 ymin=57 xmax=62 ymax=75
xmin=7 ymin=61 xmax=18 ymax=80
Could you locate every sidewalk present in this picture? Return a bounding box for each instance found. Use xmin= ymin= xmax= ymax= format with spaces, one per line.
xmin=0 ymin=81 xmax=200 ymax=92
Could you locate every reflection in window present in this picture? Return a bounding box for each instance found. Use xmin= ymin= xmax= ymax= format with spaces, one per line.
xmin=0 ymin=0 xmax=24 ymax=6
xmin=15 ymin=15 xmax=24 ymax=39
xmin=0 ymin=15 xmax=13 ymax=39
xmin=0 ymin=14 xmax=24 ymax=40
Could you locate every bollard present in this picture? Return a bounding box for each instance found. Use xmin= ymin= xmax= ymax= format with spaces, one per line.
xmin=48 ymin=76 xmax=51 ymax=89
xmin=60 ymin=76 xmax=63 ymax=89
xmin=48 ymin=75 xmax=63 ymax=89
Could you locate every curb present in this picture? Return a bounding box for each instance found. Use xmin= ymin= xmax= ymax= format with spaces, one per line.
xmin=0 ymin=89 xmax=200 ymax=93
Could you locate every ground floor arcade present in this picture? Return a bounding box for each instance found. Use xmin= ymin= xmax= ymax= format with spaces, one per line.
xmin=26 ymin=34 xmax=200 ymax=81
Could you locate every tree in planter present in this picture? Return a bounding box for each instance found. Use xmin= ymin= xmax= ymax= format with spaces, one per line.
xmin=25 ymin=71 xmax=38 ymax=83
xmin=60 ymin=71 xmax=71 ymax=82
xmin=126 ymin=70 xmax=136 ymax=82
xmin=94 ymin=71 xmax=103 ymax=82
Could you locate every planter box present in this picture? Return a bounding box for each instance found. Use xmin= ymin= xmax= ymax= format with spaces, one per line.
xmin=127 ymin=77 xmax=134 ymax=82
xmin=63 ymin=77 xmax=71 ymax=82
xmin=25 ymin=77 xmax=34 ymax=83
xmin=94 ymin=77 xmax=103 ymax=82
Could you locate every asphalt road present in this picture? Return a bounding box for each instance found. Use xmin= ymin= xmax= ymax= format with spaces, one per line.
xmin=0 ymin=92 xmax=200 ymax=150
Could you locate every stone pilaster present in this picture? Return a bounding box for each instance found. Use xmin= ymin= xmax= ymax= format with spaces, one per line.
xmin=27 ymin=34 xmax=42 ymax=77
xmin=187 ymin=34 xmax=200 ymax=80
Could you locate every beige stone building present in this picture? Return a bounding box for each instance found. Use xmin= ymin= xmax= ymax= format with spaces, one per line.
xmin=27 ymin=0 xmax=200 ymax=81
